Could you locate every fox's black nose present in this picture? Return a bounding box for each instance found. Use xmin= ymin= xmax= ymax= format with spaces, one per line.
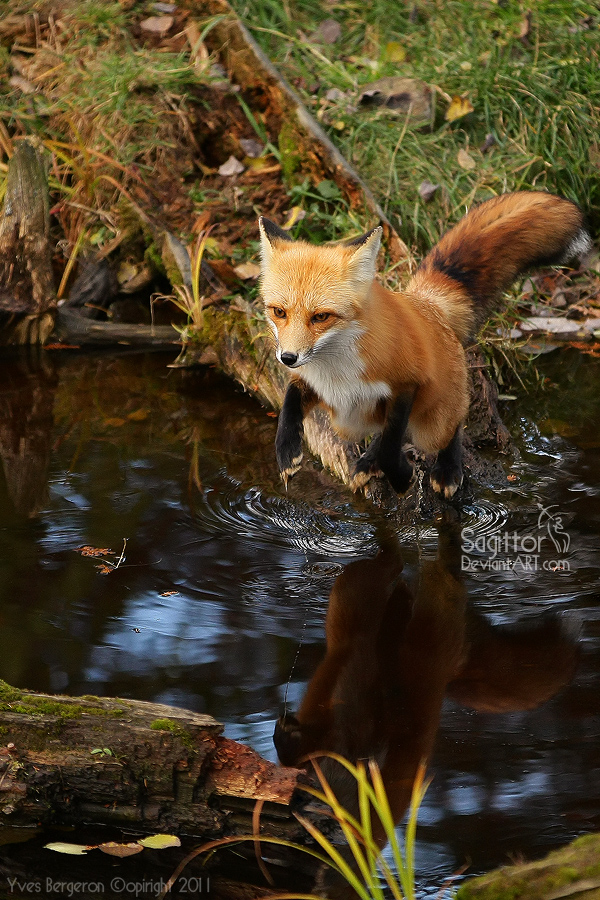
xmin=280 ymin=352 xmax=298 ymax=367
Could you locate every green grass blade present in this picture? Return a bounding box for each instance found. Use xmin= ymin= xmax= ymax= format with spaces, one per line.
xmin=294 ymin=814 xmax=374 ymax=900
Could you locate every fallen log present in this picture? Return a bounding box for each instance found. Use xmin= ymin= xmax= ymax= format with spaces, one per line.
xmin=0 ymin=680 xmax=306 ymax=839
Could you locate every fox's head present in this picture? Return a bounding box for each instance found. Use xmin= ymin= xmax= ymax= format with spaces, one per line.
xmin=258 ymin=217 xmax=382 ymax=369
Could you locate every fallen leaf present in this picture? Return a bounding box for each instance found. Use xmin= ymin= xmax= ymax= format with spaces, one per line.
xmin=282 ymin=207 xmax=306 ymax=229
xmin=316 ymin=179 xmax=341 ymax=200
xmin=9 ymin=76 xmax=36 ymax=94
xmin=325 ymin=87 xmax=347 ymax=102
xmin=44 ymin=842 xmax=89 ymax=855
xmin=138 ymin=834 xmax=181 ymax=850
xmin=75 ymin=546 xmax=112 ymax=557
xmin=418 ymin=180 xmax=439 ymax=202
xmin=234 ymin=262 xmax=261 ymax=280
xmin=99 ymin=842 xmax=144 ymax=857
xmin=519 ymin=316 xmax=584 ymax=337
xmin=507 ymin=474 xmax=518 ymax=482
xmin=140 ymin=15 xmax=174 ymax=36
xmin=311 ymin=18 xmax=342 ymax=44
xmin=239 ymin=137 xmax=263 ymax=158
xmin=457 ymin=148 xmax=476 ymax=170
xmin=103 ymin=417 xmax=126 ymax=427
xmin=382 ymin=41 xmax=406 ymax=63
xmin=445 ymin=95 xmax=474 ymax=123
xmin=218 ymin=156 xmax=245 ymax=177
xmin=160 ymin=590 xmax=179 ymax=597
xmin=244 ymin=156 xmax=279 ymax=173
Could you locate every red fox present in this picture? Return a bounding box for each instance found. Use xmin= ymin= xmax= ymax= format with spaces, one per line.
xmin=259 ymin=192 xmax=591 ymax=498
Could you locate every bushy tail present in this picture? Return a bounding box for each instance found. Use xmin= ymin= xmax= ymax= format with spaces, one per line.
xmin=407 ymin=192 xmax=592 ymax=344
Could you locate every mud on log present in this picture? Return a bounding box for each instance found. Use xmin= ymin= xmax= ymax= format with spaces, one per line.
xmin=0 ymin=681 xmax=308 ymax=841
xmin=0 ymin=140 xmax=56 ymax=345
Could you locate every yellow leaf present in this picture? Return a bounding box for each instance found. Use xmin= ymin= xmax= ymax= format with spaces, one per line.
xmin=103 ymin=417 xmax=126 ymax=427
xmin=457 ymin=148 xmax=477 ymax=170
xmin=282 ymin=206 xmax=306 ymax=230
xmin=332 ymin=120 xmax=346 ymax=131
xmin=382 ymin=41 xmax=406 ymax=63
xmin=244 ymin=155 xmax=274 ymax=171
xmin=44 ymin=842 xmax=89 ymax=855
xmin=138 ymin=834 xmax=181 ymax=850
xmin=445 ymin=95 xmax=474 ymax=122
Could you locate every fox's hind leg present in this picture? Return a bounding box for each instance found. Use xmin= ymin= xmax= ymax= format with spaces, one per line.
xmin=353 ymin=393 xmax=415 ymax=495
xmin=431 ymin=425 xmax=463 ymax=499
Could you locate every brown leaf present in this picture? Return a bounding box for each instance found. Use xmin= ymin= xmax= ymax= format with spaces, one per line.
xmin=234 ymin=262 xmax=261 ymax=281
xmin=98 ymin=842 xmax=144 ymax=857
xmin=76 ymin=546 xmax=112 ymax=557
xmin=140 ymin=16 xmax=174 ymax=36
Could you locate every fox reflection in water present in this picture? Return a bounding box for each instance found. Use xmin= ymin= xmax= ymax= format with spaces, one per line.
xmin=274 ymin=520 xmax=579 ymax=880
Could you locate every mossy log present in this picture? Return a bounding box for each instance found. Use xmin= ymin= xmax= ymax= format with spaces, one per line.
xmin=0 ymin=140 xmax=56 ymax=345
xmin=455 ymin=834 xmax=600 ymax=900
xmin=0 ymin=681 xmax=309 ymax=840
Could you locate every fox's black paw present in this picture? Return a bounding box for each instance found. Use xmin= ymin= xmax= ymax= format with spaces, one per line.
xmin=352 ymin=445 xmax=381 ymax=491
xmin=430 ymin=460 xmax=463 ymax=499
xmin=385 ymin=456 xmax=415 ymax=495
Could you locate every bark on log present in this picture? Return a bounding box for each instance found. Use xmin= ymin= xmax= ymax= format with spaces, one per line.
xmin=0 ymin=140 xmax=56 ymax=345
xmin=0 ymin=681 xmax=308 ymax=839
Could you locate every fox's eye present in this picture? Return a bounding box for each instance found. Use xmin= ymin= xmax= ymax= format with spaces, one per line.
xmin=312 ymin=312 xmax=331 ymax=323
xmin=272 ymin=307 xmax=287 ymax=319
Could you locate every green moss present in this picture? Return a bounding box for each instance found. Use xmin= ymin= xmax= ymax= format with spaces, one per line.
xmin=144 ymin=241 xmax=166 ymax=277
xmin=150 ymin=719 xmax=195 ymax=752
xmin=278 ymin=121 xmax=303 ymax=184
xmin=456 ymin=834 xmax=600 ymax=900
xmin=0 ymin=681 xmax=124 ymax=719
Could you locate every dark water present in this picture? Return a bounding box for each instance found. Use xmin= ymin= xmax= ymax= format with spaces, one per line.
xmin=0 ymin=347 xmax=599 ymax=897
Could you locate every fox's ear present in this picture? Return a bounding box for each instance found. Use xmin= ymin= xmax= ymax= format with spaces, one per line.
xmin=258 ymin=217 xmax=293 ymax=268
xmin=346 ymin=226 xmax=382 ymax=284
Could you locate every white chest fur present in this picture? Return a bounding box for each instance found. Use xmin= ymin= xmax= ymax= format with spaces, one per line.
xmin=300 ymin=325 xmax=391 ymax=441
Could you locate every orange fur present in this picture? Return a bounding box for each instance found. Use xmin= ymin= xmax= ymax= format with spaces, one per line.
xmin=259 ymin=192 xmax=590 ymax=490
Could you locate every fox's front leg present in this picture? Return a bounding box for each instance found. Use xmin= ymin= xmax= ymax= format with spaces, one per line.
xmin=353 ymin=392 xmax=415 ymax=494
xmin=276 ymin=381 xmax=317 ymax=487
